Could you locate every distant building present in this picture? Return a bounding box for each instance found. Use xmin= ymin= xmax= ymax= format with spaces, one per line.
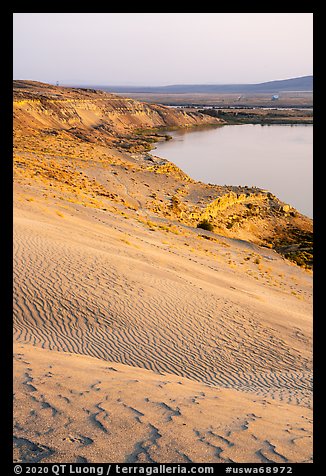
xmin=271 ymin=94 xmax=279 ymax=100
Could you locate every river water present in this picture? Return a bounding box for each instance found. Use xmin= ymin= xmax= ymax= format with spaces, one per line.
xmin=152 ymin=124 xmax=313 ymax=218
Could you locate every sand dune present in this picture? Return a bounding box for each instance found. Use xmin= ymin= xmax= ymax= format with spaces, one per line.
xmin=13 ymin=201 xmax=313 ymax=462
xmin=13 ymin=207 xmax=312 ymax=408
xmin=14 ymin=343 xmax=312 ymax=464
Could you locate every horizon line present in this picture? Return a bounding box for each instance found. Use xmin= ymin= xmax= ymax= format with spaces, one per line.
xmin=59 ymin=74 xmax=312 ymax=88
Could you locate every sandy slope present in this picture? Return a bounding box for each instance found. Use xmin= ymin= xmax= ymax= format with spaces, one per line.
xmin=13 ymin=81 xmax=313 ymax=464
xmin=13 ymin=196 xmax=312 ymax=463
xmin=14 ymin=343 xmax=312 ymax=464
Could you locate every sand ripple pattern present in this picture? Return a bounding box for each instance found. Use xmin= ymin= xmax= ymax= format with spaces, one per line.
xmin=14 ymin=344 xmax=313 ymax=464
xmin=13 ymin=220 xmax=312 ymax=407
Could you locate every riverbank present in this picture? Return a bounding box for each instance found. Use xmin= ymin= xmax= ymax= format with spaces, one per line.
xmin=198 ymin=107 xmax=313 ymax=125
xmin=14 ymin=82 xmax=313 ymax=269
xmin=151 ymin=124 xmax=313 ymax=217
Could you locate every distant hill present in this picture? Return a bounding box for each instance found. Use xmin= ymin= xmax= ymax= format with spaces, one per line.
xmin=95 ymin=76 xmax=313 ymax=94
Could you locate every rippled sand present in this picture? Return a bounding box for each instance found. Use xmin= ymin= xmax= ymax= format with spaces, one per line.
xmin=13 ymin=199 xmax=312 ymax=463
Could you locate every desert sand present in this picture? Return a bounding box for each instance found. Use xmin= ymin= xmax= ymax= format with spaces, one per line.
xmin=13 ymin=200 xmax=312 ymax=463
xmin=14 ymin=343 xmax=312 ymax=464
xmin=13 ymin=82 xmax=313 ymax=463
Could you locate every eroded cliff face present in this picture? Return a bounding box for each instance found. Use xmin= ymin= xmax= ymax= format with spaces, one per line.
xmin=13 ymin=81 xmax=312 ymax=268
xmin=13 ymin=81 xmax=222 ymax=143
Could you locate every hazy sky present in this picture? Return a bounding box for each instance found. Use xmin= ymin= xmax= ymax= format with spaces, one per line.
xmin=13 ymin=13 xmax=313 ymax=86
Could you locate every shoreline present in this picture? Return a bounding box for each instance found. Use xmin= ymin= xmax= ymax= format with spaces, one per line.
xmin=149 ymin=123 xmax=313 ymax=217
xmin=199 ymin=108 xmax=313 ymax=125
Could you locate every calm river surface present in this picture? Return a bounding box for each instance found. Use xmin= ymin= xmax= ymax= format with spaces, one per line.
xmin=152 ymin=124 xmax=313 ymax=218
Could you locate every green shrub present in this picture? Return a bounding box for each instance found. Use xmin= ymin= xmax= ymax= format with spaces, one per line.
xmin=197 ymin=219 xmax=214 ymax=232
